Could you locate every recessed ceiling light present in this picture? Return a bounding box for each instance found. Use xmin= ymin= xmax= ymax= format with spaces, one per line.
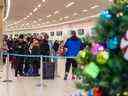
xmin=64 ymin=16 xmax=69 ymax=19
xmin=33 ymin=8 xmax=38 ymax=12
xmin=65 ymin=2 xmax=75 ymax=8
xmin=90 ymin=5 xmax=99 ymax=9
xmin=47 ymin=14 xmax=52 ymax=18
xmin=33 ymin=20 xmax=37 ymax=23
xmin=27 ymin=15 xmax=30 ymax=18
xmin=82 ymin=9 xmax=88 ymax=12
xmin=38 ymin=4 xmax=41 ymax=8
xmin=73 ymin=13 xmax=78 ymax=16
xmin=46 ymin=21 xmax=50 ymax=24
xmin=38 ymin=18 xmax=42 ymax=21
xmin=42 ymin=0 xmax=46 ymax=2
xmin=29 ymin=12 xmax=33 ymax=16
xmin=26 ymin=23 xmax=29 ymax=25
xmin=24 ymin=17 xmax=27 ymax=20
xmin=54 ymin=11 xmax=59 ymax=14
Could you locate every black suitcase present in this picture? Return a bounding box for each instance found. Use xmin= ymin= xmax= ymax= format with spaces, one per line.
xmin=43 ymin=62 xmax=55 ymax=79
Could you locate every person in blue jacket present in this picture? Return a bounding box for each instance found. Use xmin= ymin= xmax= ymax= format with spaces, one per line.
xmin=64 ymin=30 xmax=83 ymax=80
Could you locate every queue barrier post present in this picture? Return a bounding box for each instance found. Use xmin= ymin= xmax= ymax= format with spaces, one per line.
xmin=40 ymin=55 xmax=43 ymax=94
xmin=3 ymin=54 xmax=12 ymax=82
xmin=0 ymin=52 xmax=3 ymax=65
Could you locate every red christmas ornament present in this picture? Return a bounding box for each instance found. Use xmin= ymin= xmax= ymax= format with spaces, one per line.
xmin=93 ymin=87 xmax=103 ymax=96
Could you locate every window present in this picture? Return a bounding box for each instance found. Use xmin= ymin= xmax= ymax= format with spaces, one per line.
xmin=50 ymin=32 xmax=54 ymax=36
xmin=56 ymin=31 xmax=62 ymax=36
xmin=78 ymin=29 xmax=84 ymax=36
xmin=68 ymin=31 xmax=72 ymax=35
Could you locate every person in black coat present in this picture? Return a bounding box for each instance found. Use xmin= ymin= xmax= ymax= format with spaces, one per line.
xmin=40 ymin=34 xmax=54 ymax=79
xmin=6 ymin=37 xmax=15 ymax=68
xmin=30 ymin=38 xmax=40 ymax=76
xmin=53 ymin=40 xmax=59 ymax=53
xmin=40 ymin=34 xmax=50 ymax=56
xmin=14 ymin=35 xmax=26 ymax=77
xmin=24 ymin=37 xmax=31 ymax=75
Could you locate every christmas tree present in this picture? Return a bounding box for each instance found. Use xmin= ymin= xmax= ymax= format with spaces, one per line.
xmin=76 ymin=0 xmax=128 ymax=96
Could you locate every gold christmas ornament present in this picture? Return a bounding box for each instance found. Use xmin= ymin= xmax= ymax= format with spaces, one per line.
xmin=117 ymin=12 xmax=123 ymax=17
xmin=115 ymin=0 xmax=128 ymax=4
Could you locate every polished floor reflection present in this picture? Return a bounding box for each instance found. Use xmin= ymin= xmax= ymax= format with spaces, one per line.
xmin=0 ymin=59 xmax=77 ymax=96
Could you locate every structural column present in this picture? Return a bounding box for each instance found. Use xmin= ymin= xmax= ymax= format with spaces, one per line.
xmin=0 ymin=0 xmax=4 ymax=49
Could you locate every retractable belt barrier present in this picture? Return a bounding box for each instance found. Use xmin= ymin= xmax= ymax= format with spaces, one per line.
xmin=0 ymin=51 xmax=77 ymax=96
xmin=0 ymin=51 xmax=75 ymax=59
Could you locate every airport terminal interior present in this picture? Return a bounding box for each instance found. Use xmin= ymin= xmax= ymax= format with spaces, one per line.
xmin=0 ymin=0 xmax=128 ymax=96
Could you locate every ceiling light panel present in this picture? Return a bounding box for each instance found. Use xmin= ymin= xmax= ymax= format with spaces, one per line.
xmin=82 ymin=9 xmax=88 ymax=12
xmin=64 ymin=16 xmax=69 ymax=19
xmin=42 ymin=0 xmax=46 ymax=2
xmin=29 ymin=12 xmax=33 ymax=16
xmin=26 ymin=23 xmax=29 ymax=25
xmin=46 ymin=21 xmax=50 ymax=24
xmin=90 ymin=5 xmax=99 ymax=9
xmin=65 ymin=2 xmax=75 ymax=8
xmin=38 ymin=18 xmax=42 ymax=21
xmin=33 ymin=20 xmax=37 ymax=23
xmin=33 ymin=8 xmax=38 ymax=12
xmin=54 ymin=11 xmax=59 ymax=15
xmin=47 ymin=14 xmax=52 ymax=18
xmin=38 ymin=4 xmax=42 ymax=8
xmin=73 ymin=13 xmax=78 ymax=16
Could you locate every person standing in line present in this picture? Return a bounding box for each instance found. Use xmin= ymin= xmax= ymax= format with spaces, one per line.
xmin=24 ymin=37 xmax=31 ymax=75
xmin=53 ymin=40 xmax=59 ymax=53
xmin=64 ymin=31 xmax=83 ymax=80
xmin=40 ymin=33 xmax=50 ymax=59
xmin=14 ymin=35 xmax=26 ymax=77
xmin=30 ymin=38 xmax=40 ymax=76
xmin=52 ymin=40 xmax=60 ymax=77
xmin=2 ymin=36 xmax=8 ymax=63
xmin=6 ymin=36 xmax=15 ymax=68
xmin=40 ymin=34 xmax=51 ymax=79
xmin=57 ymin=41 xmax=65 ymax=56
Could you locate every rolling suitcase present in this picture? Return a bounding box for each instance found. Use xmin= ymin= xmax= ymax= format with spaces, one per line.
xmin=43 ymin=62 xmax=55 ymax=79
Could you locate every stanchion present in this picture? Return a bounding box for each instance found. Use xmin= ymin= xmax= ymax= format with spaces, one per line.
xmin=3 ymin=54 xmax=12 ymax=82
xmin=0 ymin=52 xmax=3 ymax=79
xmin=38 ymin=55 xmax=45 ymax=96
xmin=0 ymin=52 xmax=3 ymax=65
xmin=55 ymin=56 xmax=61 ymax=78
xmin=36 ymin=55 xmax=47 ymax=96
xmin=40 ymin=55 xmax=43 ymax=87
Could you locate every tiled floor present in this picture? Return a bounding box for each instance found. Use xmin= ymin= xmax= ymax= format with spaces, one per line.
xmin=0 ymin=59 xmax=77 ymax=96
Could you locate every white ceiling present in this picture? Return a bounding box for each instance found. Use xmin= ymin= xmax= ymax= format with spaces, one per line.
xmin=5 ymin=0 xmax=110 ymax=30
